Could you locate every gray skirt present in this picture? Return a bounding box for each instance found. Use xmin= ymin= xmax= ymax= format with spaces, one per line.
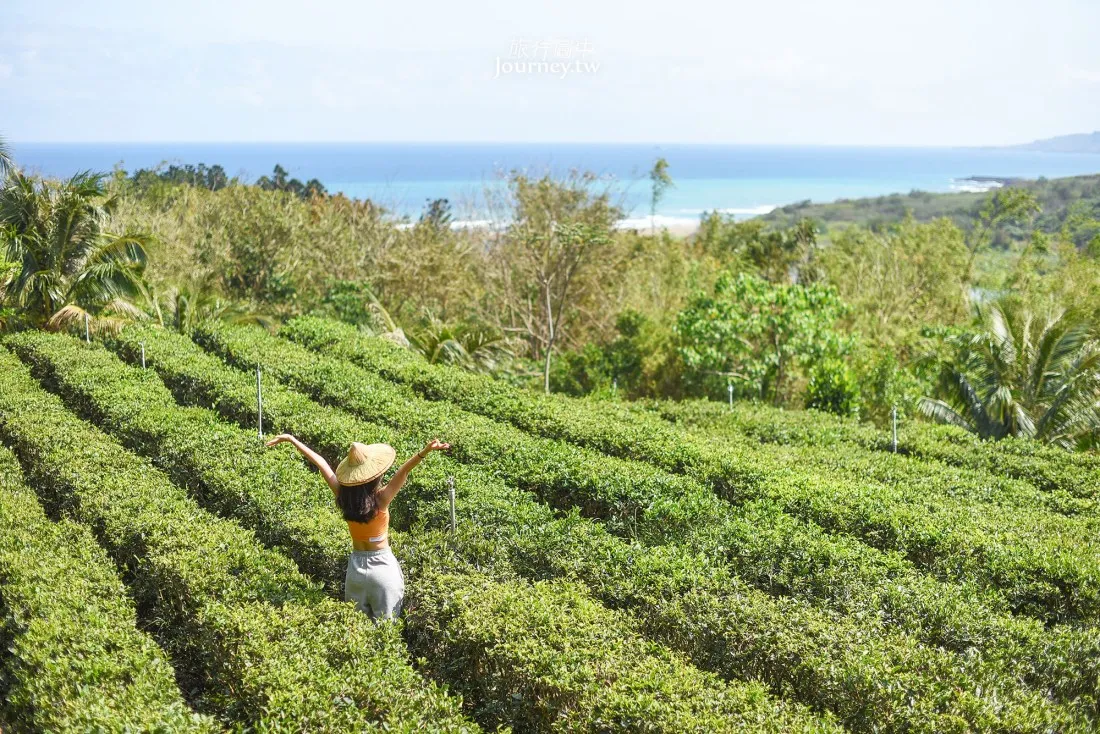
xmin=345 ymin=548 xmax=405 ymax=620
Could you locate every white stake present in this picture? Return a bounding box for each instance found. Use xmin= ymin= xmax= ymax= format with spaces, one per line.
xmin=256 ymin=365 xmax=264 ymax=440
xmin=612 ymin=378 xmax=617 ymax=396
xmin=84 ymin=313 xmax=90 ymax=343
xmin=140 ymin=342 xmax=146 ymax=369
xmin=447 ymin=476 xmax=456 ymax=535
xmin=728 ymin=383 xmax=733 ymax=412
xmin=892 ymin=405 xmax=898 ymax=453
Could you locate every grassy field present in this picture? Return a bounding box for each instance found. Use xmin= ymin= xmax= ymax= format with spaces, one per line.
xmin=0 ymin=318 xmax=1097 ymax=732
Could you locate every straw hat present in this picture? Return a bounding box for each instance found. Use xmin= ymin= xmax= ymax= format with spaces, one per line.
xmin=335 ymin=442 xmax=396 ymax=486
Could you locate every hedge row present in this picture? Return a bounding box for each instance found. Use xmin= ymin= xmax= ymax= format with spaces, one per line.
xmin=14 ymin=331 xmax=833 ymax=733
xmin=108 ymin=324 xmax=1097 ymax=730
xmin=280 ymin=317 xmax=1100 ymax=623
xmin=286 ymin=318 xmax=1099 ymax=534
xmin=0 ymin=445 xmax=214 ymax=733
xmin=654 ymin=398 xmax=1100 ymax=501
xmin=401 ymin=536 xmax=834 ymax=734
xmin=198 ymin=322 xmax=1097 ymax=638
xmin=0 ymin=343 xmax=476 ymax=733
xmin=643 ymin=402 xmax=1100 ymax=531
xmin=727 ymin=437 xmax=1098 ymax=518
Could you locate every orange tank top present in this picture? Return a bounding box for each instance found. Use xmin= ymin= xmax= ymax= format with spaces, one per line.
xmin=347 ymin=508 xmax=390 ymax=544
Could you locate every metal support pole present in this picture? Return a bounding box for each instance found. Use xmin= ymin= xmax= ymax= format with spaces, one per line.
xmin=140 ymin=342 xmax=146 ymax=369
xmin=447 ymin=476 xmax=456 ymax=535
xmin=892 ymin=405 xmax=898 ymax=453
xmin=84 ymin=313 xmax=90 ymax=343
xmin=612 ymin=378 xmax=617 ymax=396
xmin=256 ymin=365 xmax=264 ymax=440
xmin=728 ymin=383 xmax=733 ymax=412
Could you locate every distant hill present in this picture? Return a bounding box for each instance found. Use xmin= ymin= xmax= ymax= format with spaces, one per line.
xmin=1011 ymin=131 xmax=1100 ymax=154
xmin=760 ymin=173 xmax=1100 ymax=250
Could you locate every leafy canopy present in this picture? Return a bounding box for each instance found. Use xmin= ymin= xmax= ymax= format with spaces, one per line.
xmin=676 ymin=272 xmax=852 ymax=404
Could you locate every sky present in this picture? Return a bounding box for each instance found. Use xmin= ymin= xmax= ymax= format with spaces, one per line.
xmin=2 ymin=0 xmax=1098 ymax=146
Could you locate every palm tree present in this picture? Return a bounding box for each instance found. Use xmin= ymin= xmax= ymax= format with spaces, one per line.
xmin=407 ymin=313 xmax=513 ymax=373
xmin=919 ymin=302 xmax=1100 ymax=449
xmin=0 ymin=170 xmax=152 ymax=333
xmin=0 ymin=135 xmax=13 ymax=179
xmin=145 ymin=277 xmax=274 ymax=333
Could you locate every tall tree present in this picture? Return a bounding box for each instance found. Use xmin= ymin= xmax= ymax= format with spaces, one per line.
xmin=489 ymin=173 xmax=619 ymax=393
xmin=920 ymin=302 xmax=1100 ymax=449
xmin=694 ymin=216 xmax=818 ymax=283
xmin=0 ymin=170 xmax=151 ymax=332
xmin=522 ymin=222 xmax=613 ymax=393
xmin=648 ymin=157 xmax=673 ymax=235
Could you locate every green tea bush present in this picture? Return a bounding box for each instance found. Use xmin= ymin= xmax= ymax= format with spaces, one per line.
xmin=0 ymin=345 xmax=476 ymax=733
xmin=639 ymin=400 xmax=1099 ymax=521
xmin=10 ymin=332 xmax=833 ymax=733
xmin=403 ymin=554 xmax=835 ymax=734
xmin=658 ymin=397 xmax=1100 ymax=500
xmin=0 ymin=445 xmax=214 ymax=733
xmin=108 ymin=324 xmax=1098 ymax=730
xmin=11 ymin=331 xmax=350 ymax=589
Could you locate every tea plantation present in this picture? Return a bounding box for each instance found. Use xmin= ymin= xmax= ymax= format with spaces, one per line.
xmin=0 ymin=317 xmax=1096 ymax=732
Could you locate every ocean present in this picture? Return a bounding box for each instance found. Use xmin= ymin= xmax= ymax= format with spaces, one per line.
xmin=10 ymin=142 xmax=1100 ymax=228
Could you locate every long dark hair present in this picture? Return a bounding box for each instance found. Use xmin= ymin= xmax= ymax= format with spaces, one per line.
xmin=336 ymin=477 xmax=383 ymax=523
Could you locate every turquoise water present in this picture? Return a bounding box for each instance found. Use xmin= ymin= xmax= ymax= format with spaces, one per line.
xmin=11 ymin=142 xmax=1100 ymax=225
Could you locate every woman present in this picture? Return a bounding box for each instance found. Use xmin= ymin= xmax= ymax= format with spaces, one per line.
xmin=265 ymin=434 xmax=450 ymax=620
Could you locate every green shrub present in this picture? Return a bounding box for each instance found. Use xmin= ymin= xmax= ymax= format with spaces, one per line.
xmin=403 ymin=554 xmax=835 ymax=734
xmin=660 ymin=395 xmax=1100 ymax=500
xmin=804 ymin=359 xmax=861 ymax=417
xmin=0 ymin=445 xmax=215 ymax=733
xmin=674 ymin=273 xmax=852 ymax=403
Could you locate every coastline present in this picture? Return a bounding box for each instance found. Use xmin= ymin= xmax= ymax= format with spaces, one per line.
xmin=13 ymin=141 xmax=1100 ymax=234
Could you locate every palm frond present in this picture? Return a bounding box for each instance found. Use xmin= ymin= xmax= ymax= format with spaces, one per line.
xmin=925 ymin=299 xmax=1100 ymax=448
xmin=0 ymin=135 xmax=13 ymax=179
xmin=918 ymin=397 xmax=974 ymax=432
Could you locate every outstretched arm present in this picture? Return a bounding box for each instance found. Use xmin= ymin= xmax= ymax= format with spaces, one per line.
xmin=265 ymin=434 xmax=341 ymax=494
xmin=379 ymin=438 xmax=450 ymax=506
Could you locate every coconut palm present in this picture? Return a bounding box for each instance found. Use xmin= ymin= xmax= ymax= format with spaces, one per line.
xmin=919 ymin=302 xmax=1100 ymax=449
xmin=0 ymin=170 xmax=152 ymax=333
